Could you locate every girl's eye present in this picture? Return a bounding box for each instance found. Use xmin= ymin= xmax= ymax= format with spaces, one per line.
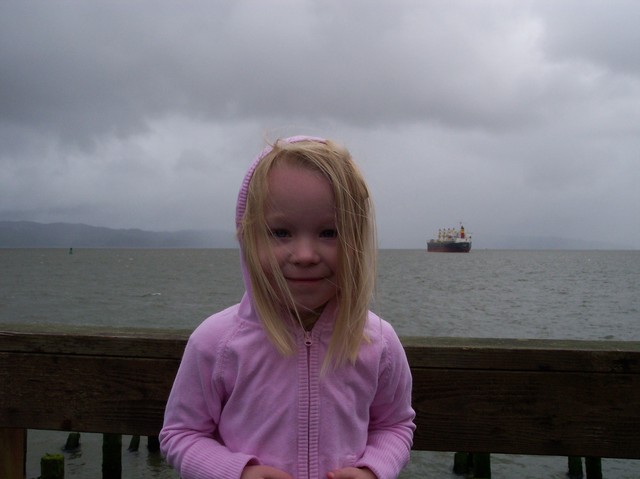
xmin=270 ymin=228 xmax=290 ymax=238
xmin=320 ymin=229 xmax=338 ymax=238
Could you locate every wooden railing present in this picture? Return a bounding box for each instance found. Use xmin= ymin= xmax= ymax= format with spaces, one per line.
xmin=2 ymin=325 xmax=640 ymax=478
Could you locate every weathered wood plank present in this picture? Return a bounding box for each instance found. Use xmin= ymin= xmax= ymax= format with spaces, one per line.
xmin=1 ymin=352 xmax=179 ymax=435
xmin=402 ymin=336 xmax=640 ymax=373
xmin=0 ymin=325 xmax=188 ymax=358
xmin=411 ymin=368 xmax=640 ymax=458
xmin=4 ymin=327 xmax=639 ymax=372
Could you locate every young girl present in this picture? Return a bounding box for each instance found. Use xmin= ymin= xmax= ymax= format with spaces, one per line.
xmin=160 ymin=136 xmax=415 ymax=479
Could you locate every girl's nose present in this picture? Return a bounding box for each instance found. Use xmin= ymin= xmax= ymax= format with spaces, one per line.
xmin=290 ymin=237 xmax=320 ymax=264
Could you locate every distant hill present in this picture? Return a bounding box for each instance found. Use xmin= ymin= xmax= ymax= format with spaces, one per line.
xmin=0 ymin=221 xmax=237 ymax=248
xmin=1 ymin=221 xmax=634 ymax=250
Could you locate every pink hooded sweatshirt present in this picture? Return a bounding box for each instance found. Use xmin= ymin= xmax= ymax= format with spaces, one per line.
xmin=159 ymin=136 xmax=415 ymax=479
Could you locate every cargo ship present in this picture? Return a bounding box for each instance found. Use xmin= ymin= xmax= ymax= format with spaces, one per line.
xmin=427 ymin=225 xmax=472 ymax=253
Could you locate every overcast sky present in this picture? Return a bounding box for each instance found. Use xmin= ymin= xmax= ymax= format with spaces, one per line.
xmin=1 ymin=1 xmax=639 ymax=248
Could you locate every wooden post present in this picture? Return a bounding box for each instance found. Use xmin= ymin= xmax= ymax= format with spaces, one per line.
xmin=102 ymin=433 xmax=122 ymax=479
xmin=64 ymin=432 xmax=81 ymax=451
xmin=40 ymin=453 xmax=64 ymax=479
xmin=568 ymin=456 xmax=584 ymax=478
xmin=0 ymin=428 xmax=26 ymax=479
xmin=147 ymin=435 xmax=160 ymax=452
xmin=452 ymin=452 xmax=471 ymax=475
xmin=127 ymin=435 xmax=140 ymax=452
xmin=472 ymin=453 xmax=491 ymax=479
xmin=585 ymin=457 xmax=602 ymax=479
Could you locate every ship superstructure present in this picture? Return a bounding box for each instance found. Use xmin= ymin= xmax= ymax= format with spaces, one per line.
xmin=427 ymin=225 xmax=472 ymax=253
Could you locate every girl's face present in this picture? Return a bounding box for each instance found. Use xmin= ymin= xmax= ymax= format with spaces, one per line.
xmin=260 ymin=163 xmax=339 ymax=322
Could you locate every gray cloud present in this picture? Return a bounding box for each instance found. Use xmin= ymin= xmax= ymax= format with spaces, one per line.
xmin=1 ymin=0 xmax=639 ymax=248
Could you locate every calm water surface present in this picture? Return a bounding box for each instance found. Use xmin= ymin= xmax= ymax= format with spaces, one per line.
xmin=1 ymin=248 xmax=638 ymax=478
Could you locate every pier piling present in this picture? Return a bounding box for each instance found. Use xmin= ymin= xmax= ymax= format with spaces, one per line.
xmin=64 ymin=432 xmax=80 ymax=451
xmin=472 ymin=453 xmax=491 ymax=479
xmin=147 ymin=435 xmax=160 ymax=452
xmin=40 ymin=453 xmax=64 ymax=479
xmin=452 ymin=451 xmax=471 ymax=475
xmin=127 ymin=435 xmax=140 ymax=452
xmin=585 ymin=457 xmax=602 ymax=479
xmin=568 ymin=456 xmax=584 ymax=478
xmin=102 ymin=433 xmax=122 ymax=479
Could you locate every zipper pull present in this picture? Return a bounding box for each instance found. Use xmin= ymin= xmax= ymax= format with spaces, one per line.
xmin=304 ymin=330 xmax=312 ymax=347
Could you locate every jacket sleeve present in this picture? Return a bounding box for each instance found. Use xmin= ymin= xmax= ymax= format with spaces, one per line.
xmin=160 ymin=323 xmax=258 ymax=479
xmin=355 ymin=322 xmax=416 ymax=479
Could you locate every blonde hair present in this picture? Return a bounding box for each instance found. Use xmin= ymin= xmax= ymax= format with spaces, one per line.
xmin=239 ymin=139 xmax=376 ymax=369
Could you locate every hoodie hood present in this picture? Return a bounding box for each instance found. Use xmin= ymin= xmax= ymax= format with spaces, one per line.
xmin=235 ymin=135 xmax=326 ymax=231
xmin=235 ymin=135 xmax=327 ymax=318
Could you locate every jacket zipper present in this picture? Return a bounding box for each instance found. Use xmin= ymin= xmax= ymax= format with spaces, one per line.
xmin=304 ymin=330 xmax=312 ymax=479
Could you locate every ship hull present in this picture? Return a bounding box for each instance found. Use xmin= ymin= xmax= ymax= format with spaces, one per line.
xmin=427 ymin=240 xmax=471 ymax=253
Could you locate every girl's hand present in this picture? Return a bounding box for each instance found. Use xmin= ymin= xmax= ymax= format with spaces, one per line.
xmin=327 ymin=467 xmax=377 ymax=479
xmin=241 ymin=465 xmax=293 ymax=479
